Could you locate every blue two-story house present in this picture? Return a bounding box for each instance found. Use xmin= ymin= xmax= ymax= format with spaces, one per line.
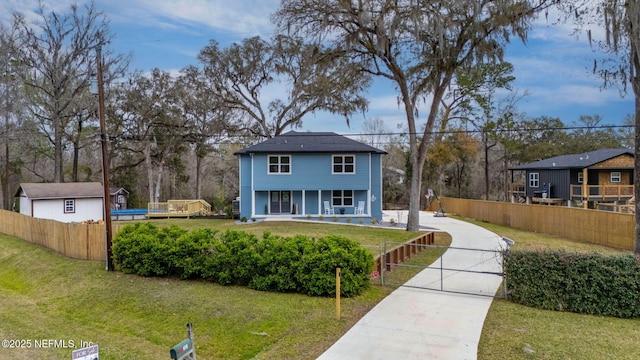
xmin=234 ymin=131 xmax=386 ymax=221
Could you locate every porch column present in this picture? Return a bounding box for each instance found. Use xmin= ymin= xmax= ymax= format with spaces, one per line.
xmin=318 ymin=190 xmax=322 ymax=214
xmin=302 ymin=190 xmax=306 ymax=215
xmin=252 ymin=190 xmax=256 ymax=217
xmin=582 ymin=168 xmax=588 ymax=209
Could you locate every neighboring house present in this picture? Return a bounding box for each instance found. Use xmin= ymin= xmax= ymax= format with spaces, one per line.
xmin=110 ymin=187 xmax=129 ymax=210
xmin=234 ymin=131 xmax=387 ymax=221
xmin=14 ymin=182 xmax=105 ymax=222
xmin=509 ymin=148 xmax=634 ymax=208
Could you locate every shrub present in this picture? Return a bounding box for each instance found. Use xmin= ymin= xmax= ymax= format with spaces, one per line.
xmin=112 ymin=224 xmax=373 ymax=297
xmin=296 ymin=235 xmax=373 ymax=297
xmin=504 ymin=250 xmax=640 ymax=318
xmin=249 ymin=233 xmax=313 ymax=292
xmin=199 ymin=230 xmax=260 ymax=286
xmin=172 ymin=228 xmax=220 ymax=279
xmin=112 ymin=223 xmax=186 ymax=277
xmin=224 ymin=205 xmax=233 ymax=219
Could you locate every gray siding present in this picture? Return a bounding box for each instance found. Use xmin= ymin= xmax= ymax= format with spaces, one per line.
xmin=526 ymin=169 xmax=570 ymax=199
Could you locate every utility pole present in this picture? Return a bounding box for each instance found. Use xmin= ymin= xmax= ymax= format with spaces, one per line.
xmin=95 ymin=46 xmax=114 ymax=271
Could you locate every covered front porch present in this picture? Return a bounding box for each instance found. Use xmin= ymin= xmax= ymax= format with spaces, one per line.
xmin=249 ymin=189 xmax=374 ymax=219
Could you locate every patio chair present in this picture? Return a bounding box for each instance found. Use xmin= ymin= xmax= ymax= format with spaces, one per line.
xmin=324 ymin=201 xmax=335 ymax=215
xmin=355 ymin=201 xmax=365 ymax=215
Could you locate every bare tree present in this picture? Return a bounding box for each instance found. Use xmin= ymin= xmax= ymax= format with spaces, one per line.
xmin=10 ymin=1 xmax=115 ymax=183
xmin=177 ymin=65 xmax=232 ymax=199
xmin=112 ymin=69 xmax=186 ymax=203
xmin=0 ymin=23 xmax=25 ymax=209
xmin=275 ymin=0 xmax=556 ymax=230
xmin=197 ymin=35 xmax=370 ymax=138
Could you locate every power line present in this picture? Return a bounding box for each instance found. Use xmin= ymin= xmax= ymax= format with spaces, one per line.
xmin=0 ymin=123 xmax=635 ymax=142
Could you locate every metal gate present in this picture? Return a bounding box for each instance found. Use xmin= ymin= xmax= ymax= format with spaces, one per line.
xmin=378 ymin=241 xmax=508 ymax=298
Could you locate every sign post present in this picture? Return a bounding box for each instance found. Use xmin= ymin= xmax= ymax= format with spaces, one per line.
xmin=336 ymin=268 xmax=341 ymax=320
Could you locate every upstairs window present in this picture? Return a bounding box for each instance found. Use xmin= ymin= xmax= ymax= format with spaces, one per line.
xmin=529 ymin=173 xmax=539 ymax=188
xmin=611 ymin=171 xmax=621 ymax=183
xmin=64 ymin=199 xmax=75 ymax=213
xmin=577 ymin=172 xmax=583 ymax=183
xmin=333 ymin=155 xmax=355 ymax=174
xmin=268 ymin=155 xmax=291 ymax=174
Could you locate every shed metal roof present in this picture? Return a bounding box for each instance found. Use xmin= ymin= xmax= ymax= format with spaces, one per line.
xmin=510 ymin=148 xmax=633 ymax=170
xmin=15 ymin=182 xmax=104 ymax=199
xmin=234 ymin=131 xmax=387 ymax=155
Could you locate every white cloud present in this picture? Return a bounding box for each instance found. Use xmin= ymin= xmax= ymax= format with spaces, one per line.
xmin=103 ymin=0 xmax=278 ymax=37
xmin=0 ymin=0 xmax=85 ymax=25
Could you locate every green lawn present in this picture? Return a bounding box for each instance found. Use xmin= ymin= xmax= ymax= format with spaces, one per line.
xmin=2 ymin=217 xmax=638 ymax=359
xmin=466 ymin=217 xmax=640 ymax=359
xmin=0 ymin=219 xmax=437 ymax=360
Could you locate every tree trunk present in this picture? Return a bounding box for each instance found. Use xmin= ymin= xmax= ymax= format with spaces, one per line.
xmin=484 ymin=132 xmax=489 ymax=200
xmin=54 ymin=116 xmax=63 ymax=183
xmin=154 ymin=162 xmax=163 ymax=203
xmin=633 ymin=23 xmax=640 ymax=254
xmin=407 ymin=155 xmax=423 ymax=230
xmin=3 ymin=131 xmax=8 ymax=210
xmin=72 ymin=119 xmax=82 ymax=182
xmin=635 ymin=84 xmax=640 ymax=254
xmin=145 ymin=142 xmax=153 ymax=203
xmin=196 ymin=153 xmax=202 ymax=199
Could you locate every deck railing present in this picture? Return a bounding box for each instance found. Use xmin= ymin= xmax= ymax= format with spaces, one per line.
xmin=147 ymin=199 xmax=212 ymax=217
xmin=510 ymin=184 xmax=633 ymax=201
xmin=570 ymin=185 xmax=634 ymax=200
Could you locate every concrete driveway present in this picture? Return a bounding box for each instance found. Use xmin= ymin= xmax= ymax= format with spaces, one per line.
xmin=317 ymin=210 xmax=506 ymax=360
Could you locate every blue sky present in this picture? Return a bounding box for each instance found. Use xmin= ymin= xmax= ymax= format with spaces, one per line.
xmin=2 ymin=0 xmax=634 ymax=135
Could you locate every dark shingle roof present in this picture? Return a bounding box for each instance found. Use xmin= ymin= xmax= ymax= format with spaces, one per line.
xmin=234 ymin=131 xmax=386 ymax=155
xmin=511 ymin=148 xmax=633 ymax=170
xmin=15 ymin=182 xmax=104 ymax=199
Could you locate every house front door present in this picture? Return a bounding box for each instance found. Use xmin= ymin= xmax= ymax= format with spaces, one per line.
xmin=270 ymin=191 xmax=291 ymax=214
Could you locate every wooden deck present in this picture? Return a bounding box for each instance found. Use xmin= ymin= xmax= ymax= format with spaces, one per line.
xmin=509 ymin=184 xmax=634 ymax=204
xmin=147 ymin=199 xmax=212 ymax=218
xmin=570 ymin=184 xmax=634 ymax=201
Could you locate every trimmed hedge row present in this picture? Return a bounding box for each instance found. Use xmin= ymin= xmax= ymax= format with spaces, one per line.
xmin=504 ymin=250 xmax=640 ymax=318
xmin=112 ymin=223 xmax=374 ymax=297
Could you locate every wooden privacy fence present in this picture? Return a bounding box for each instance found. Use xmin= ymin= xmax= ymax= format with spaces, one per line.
xmin=0 ymin=210 xmax=106 ymax=261
xmin=434 ymin=197 xmax=634 ymax=251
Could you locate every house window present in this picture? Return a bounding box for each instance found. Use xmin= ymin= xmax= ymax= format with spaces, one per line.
xmin=64 ymin=199 xmax=75 ymax=213
xmin=577 ymin=172 xmax=583 ymax=184
xmin=611 ymin=171 xmax=621 ymax=183
xmin=529 ymin=173 xmax=539 ymax=188
xmin=332 ymin=190 xmax=353 ymax=207
xmin=268 ymin=155 xmax=290 ymax=174
xmin=332 ymin=155 xmax=355 ymax=174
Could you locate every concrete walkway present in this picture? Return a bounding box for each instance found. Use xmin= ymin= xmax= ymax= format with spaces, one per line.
xmin=317 ymin=210 xmax=506 ymax=360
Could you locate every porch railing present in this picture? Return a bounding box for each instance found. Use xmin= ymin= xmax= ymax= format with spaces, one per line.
xmin=570 ymin=185 xmax=634 ymax=200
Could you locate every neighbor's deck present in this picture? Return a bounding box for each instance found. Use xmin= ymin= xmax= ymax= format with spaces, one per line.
xmin=147 ymin=199 xmax=211 ymax=218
